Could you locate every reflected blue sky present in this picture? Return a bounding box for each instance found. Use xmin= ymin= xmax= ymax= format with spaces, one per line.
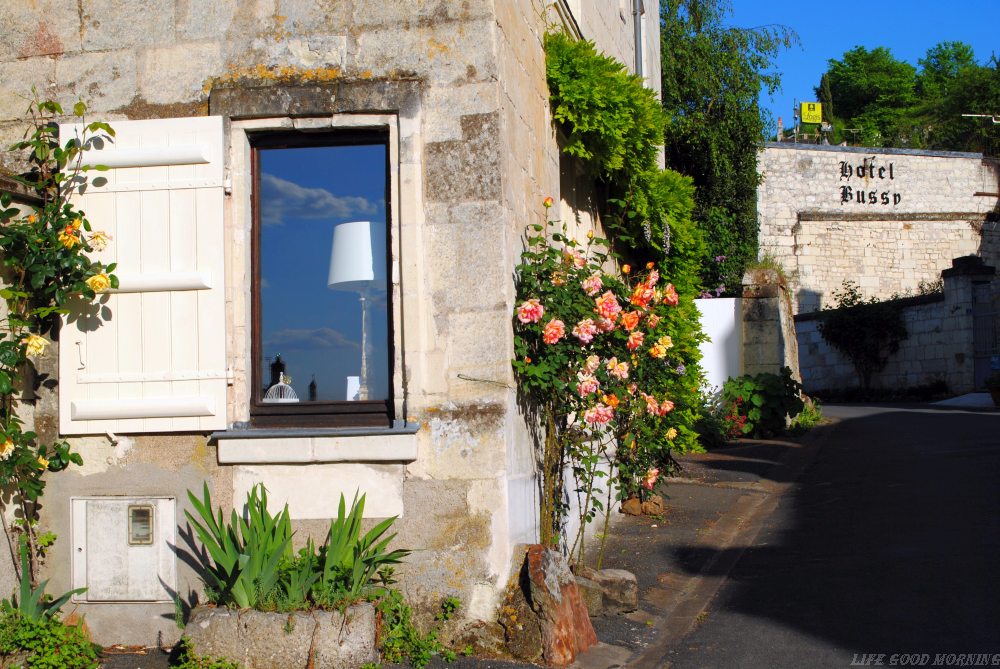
xmin=258 ymin=142 xmax=389 ymax=402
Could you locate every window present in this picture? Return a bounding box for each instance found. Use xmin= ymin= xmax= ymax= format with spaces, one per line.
xmin=250 ymin=131 xmax=393 ymax=428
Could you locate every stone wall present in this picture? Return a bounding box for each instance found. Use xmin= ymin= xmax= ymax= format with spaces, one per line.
xmin=0 ymin=0 xmax=658 ymax=648
xmin=758 ymin=143 xmax=1000 ymax=314
xmin=795 ymin=259 xmax=993 ymax=394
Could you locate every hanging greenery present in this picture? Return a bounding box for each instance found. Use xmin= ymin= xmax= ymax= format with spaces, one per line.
xmin=544 ymin=31 xmax=673 ymax=259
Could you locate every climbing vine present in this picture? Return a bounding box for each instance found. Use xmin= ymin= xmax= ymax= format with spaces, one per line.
xmin=0 ymin=97 xmax=117 ymax=585
xmin=545 ymin=31 xmax=674 ymax=259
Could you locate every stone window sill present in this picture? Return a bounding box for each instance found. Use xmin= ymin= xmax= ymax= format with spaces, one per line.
xmin=210 ymin=421 xmax=419 ymax=464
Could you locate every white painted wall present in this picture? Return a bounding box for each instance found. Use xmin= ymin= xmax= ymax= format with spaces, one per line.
xmin=695 ymin=298 xmax=743 ymax=392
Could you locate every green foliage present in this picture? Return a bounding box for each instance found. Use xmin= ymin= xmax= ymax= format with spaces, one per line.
xmin=172 ymin=639 xmax=243 ymax=669
xmin=185 ymin=485 xmax=409 ymax=612
xmin=720 ymin=367 xmax=804 ymax=439
xmin=0 ymin=95 xmax=116 ymax=590
xmin=816 ymin=42 xmax=1000 ymax=154
xmin=1 ymin=544 xmax=85 ymax=622
xmin=373 ymin=592 xmax=460 ymax=669
xmin=0 ymin=612 xmax=99 ymax=669
xmin=816 ymin=281 xmax=908 ymax=391
xmin=660 ymin=0 xmax=796 ymax=291
xmin=788 ymin=397 xmax=823 ymax=434
xmin=185 ymin=483 xmax=292 ymax=610
xmin=544 ymin=31 xmax=679 ymax=259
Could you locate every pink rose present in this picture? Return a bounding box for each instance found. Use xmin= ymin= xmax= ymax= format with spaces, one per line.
xmin=595 ymin=291 xmax=622 ymax=320
xmin=583 ymin=403 xmax=614 ymax=425
xmin=563 ymin=249 xmax=586 ymax=269
xmin=658 ymin=399 xmax=675 ymax=416
xmin=517 ymin=299 xmax=544 ymax=323
xmin=597 ymin=317 xmax=616 ymax=333
xmin=583 ymin=354 xmax=601 ymax=374
xmin=576 ymin=373 xmax=600 ymax=397
xmin=663 ymin=283 xmax=679 ymax=307
xmin=581 ymin=273 xmax=603 ymax=296
xmin=627 ymin=330 xmax=645 ymax=351
xmin=645 ymin=269 xmax=659 ymax=287
xmin=605 ymin=357 xmax=629 ymax=380
xmin=542 ymin=319 xmax=565 ymax=344
xmin=573 ymin=318 xmax=598 ymax=344
xmin=642 ymin=467 xmax=660 ymax=490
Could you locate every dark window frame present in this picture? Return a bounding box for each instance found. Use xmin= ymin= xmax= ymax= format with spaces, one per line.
xmin=249 ymin=129 xmax=394 ymax=429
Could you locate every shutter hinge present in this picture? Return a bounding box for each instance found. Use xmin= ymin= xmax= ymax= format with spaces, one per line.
xmin=226 ymin=367 xmax=235 ymax=385
xmin=223 ymin=169 xmax=232 ymax=195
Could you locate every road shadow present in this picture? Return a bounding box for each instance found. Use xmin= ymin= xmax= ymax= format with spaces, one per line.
xmin=668 ymin=408 xmax=1000 ymax=659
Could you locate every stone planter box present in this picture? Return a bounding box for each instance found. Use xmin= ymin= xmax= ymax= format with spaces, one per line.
xmin=183 ymin=603 xmax=378 ymax=668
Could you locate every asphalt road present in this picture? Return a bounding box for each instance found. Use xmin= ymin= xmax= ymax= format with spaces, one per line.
xmin=659 ymin=404 xmax=1000 ymax=668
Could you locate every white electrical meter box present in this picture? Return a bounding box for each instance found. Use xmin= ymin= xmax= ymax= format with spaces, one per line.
xmin=71 ymin=497 xmax=176 ymax=602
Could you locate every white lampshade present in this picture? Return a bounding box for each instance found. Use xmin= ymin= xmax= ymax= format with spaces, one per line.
xmin=327 ymin=221 xmax=386 ymax=292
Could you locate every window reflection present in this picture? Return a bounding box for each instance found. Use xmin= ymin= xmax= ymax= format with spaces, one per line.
xmin=256 ymin=142 xmax=389 ymax=403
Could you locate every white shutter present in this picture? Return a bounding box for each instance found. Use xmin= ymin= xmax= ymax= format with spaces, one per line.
xmin=59 ymin=116 xmax=227 ymax=434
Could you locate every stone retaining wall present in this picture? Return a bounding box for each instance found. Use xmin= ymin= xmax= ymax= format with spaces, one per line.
xmin=758 ymin=143 xmax=999 ymax=314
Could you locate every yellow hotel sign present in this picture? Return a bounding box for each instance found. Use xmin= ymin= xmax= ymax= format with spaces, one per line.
xmin=801 ymin=102 xmax=822 ymax=124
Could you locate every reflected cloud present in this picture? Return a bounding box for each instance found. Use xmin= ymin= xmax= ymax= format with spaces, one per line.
xmin=261 ymin=173 xmax=377 ymax=226
xmin=265 ymin=327 xmax=360 ymax=350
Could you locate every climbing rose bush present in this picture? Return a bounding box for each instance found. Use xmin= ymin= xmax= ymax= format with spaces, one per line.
xmin=512 ymin=203 xmax=705 ymax=555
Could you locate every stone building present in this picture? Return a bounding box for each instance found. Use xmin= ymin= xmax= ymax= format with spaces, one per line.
xmin=0 ymin=0 xmax=661 ymax=645
xmin=757 ymin=143 xmax=1000 ymax=314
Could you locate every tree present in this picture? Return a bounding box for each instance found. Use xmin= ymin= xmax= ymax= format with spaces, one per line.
xmin=814 ymin=41 xmax=1000 ymax=155
xmin=916 ymin=41 xmax=977 ymax=100
xmin=820 ymin=46 xmax=917 ymax=146
xmin=659 ymin=0 xmax=795 ymax=292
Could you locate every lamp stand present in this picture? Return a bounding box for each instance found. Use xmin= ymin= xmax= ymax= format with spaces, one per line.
xmin=359 ymin=293 xmax=369 ymax=401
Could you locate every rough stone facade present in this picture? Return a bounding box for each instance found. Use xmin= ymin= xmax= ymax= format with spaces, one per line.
xmin=795 ymin=258 xmax=994 ymax=394
xmin=757 ymin=143 xmax=1000 ymax=314
xmin=0 ymin=0 xmax=660 ymax=647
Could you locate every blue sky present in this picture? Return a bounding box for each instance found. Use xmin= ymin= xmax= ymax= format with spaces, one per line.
xmin=726 ymin=0 xmax=1000 ymax=131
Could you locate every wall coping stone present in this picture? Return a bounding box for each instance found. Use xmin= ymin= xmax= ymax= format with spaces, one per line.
xmin=794 ymin=292 xmax=945 ymax=322
xmin=763 ymin=141 xmax=985 ymax=160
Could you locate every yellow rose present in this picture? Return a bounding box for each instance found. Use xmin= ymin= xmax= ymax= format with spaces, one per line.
xmin=666 ymin=427 xmax=678 ymax=440
xmin=58 ymin=227 xmax=79 ymax=249
xmin=86 ymin=272 xmax=111 ymax=292
xmin=37 ymin=456 xmax=49 ymax=469
xmin=72 ymin=217 xmax=82 ymax=230
xmin=24 ymin=334 xmax=48 ymax=357
xmin=0 ymin=439 xmax=13 ymax=461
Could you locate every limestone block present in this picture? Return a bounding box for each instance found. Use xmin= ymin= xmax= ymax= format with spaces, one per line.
xmin=426 ymin=213 xmax=509 ymax=312
xmin=81 ymin=0 xmax=175 ymax=51
xmin=140 ymin=42 xmax=223 ymax=104
xmin=355 ymin=20 xmax=498 ymax=86
xmin=276 ymin=0 xmax=353 ymax=36
xmin=423 ymin=83 xmax=500 ymax=142
xmin=574 ymin=566 xmax=638 ymax=616
xmin=175 ymin=0 xmax=238 ymax=40
xmin=424 ymin=112 xmax=501 ymax=202
xmin=352 ymin=0 xmax=493 ymax=28
xmin=0 ymin=58 xmax=56 ymax=121
xmin=54 ymin=50 xmax=138 ymax=113
xmin=416 ymin=402 xmax=507 ymax=479
xmin=440 ymin=308 xmax=512 ymax=374
xmin=233 ymin=463 xmax=405 ymax=519
xmin=0 ymin=0 xmax=80 ymax=60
